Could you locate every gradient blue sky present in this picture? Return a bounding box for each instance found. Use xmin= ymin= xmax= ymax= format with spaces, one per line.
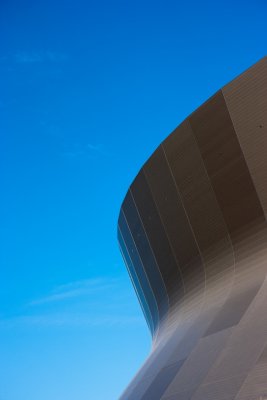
xmin=0 ymin=1 xmax=266 ymax=399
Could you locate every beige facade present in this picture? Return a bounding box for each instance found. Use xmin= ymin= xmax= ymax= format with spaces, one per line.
xmin=118 ymin=57 xmax=267 ymax=400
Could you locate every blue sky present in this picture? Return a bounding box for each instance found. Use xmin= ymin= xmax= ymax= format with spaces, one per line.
xmin=0 ymin=1 xmax=266 ymax=399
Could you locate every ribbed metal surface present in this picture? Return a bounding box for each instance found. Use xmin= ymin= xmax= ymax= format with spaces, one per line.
xmin=118 ymin=57 xmax=267 ymax=400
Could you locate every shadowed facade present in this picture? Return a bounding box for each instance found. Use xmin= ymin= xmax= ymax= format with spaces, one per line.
xmin=118 ymin=57 xmax=267 ymax=400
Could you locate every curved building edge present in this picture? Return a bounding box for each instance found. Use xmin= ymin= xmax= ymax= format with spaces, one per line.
xmin=118 ymin=56 xmax=267 ymax=400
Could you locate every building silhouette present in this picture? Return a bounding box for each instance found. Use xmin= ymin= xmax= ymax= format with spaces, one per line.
xmin=118 ymin=57 xmax=267 ymax=400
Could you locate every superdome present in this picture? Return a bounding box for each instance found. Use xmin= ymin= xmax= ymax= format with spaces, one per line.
xmin=118 ymin=57 xmax=267 ymax=400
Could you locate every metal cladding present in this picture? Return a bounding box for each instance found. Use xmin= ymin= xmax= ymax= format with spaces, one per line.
xmin=117 ymin=57 xmax=267 ymax=400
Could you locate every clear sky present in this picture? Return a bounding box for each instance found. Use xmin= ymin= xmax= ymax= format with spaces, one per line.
xmin=0 ymin=1 xmax=266 ymax=399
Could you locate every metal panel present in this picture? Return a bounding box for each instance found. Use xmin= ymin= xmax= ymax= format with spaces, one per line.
xmin=118 ymin=58 xmax=267 ymax=400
